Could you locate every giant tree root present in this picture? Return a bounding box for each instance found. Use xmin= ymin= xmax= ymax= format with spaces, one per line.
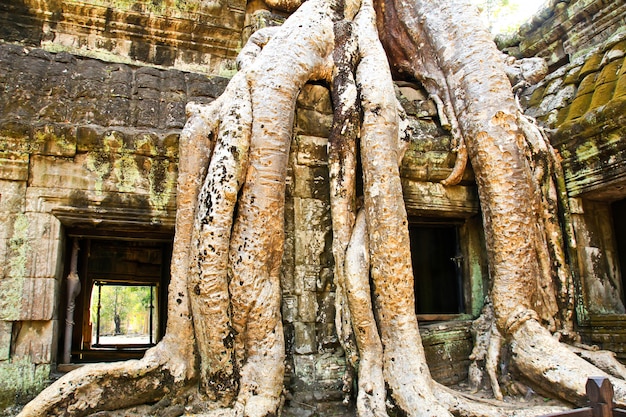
xmin=510 ymin=318 xmax=626 ymax=407
xmin=17 ymin=340 xmax=192 ymax=417
xmin=18 ymin=0 xmax=626 ymax=416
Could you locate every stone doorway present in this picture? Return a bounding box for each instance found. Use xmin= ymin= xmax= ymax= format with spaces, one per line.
xmin=57 ymin=234 xmax=172 ymax=365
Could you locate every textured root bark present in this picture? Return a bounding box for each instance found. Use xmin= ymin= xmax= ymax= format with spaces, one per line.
xmin=328 ymin=18 xmax=360 ymax=400
xmin=568 ymin=345 xmax=626 ymax=380
xmin=224 ymin=2 xmax=336 ymax=414
xmin=17 ymin=343 xmax=189 ymax=417
xmin=355 ymin=1 xmax=451 ymax=415
xmin=434 ymin=383 xmax=567 ymax=417
xmin=188 ymin=72 xmax=252 ymax=403
xmin=344 ymin=210 xmax=387 ymax=417
xmin=510 ymin=318 xmax=626 ymax=407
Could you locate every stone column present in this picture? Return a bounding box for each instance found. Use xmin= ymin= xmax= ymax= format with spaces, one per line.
xmin=62 ymin=239 xmax=81 ymax=364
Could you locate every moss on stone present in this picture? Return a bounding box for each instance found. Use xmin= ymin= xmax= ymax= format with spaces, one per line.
xmin=565 ymin=93 xmax=593 ymax=122
xmin=589 ymin=81 xmax=616 ymax=110
xmin=614 ymin=72 xmax=626 ymax=99
xmin=527 ymin=84 xmax=547 ymax=107
xmin=579 ymin=52 xmax=603 ymax=80
xmin=0 ymin=358 xmax=50 ymax=409
xmin=595 ymin=59 xmax=622 ymax=85
xmin=577 ymin=72 xmax=598 ymax=96
xmin=0 ymin=214 xmax=30 ymax=321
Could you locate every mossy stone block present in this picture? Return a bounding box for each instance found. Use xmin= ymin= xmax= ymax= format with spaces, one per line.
xmin=614 ymin=72 xmax=626 ymax=99
xmin=566 ymin=93 xmax=593 ymax=121
xmin=589 ymin=81 xmax=616 ymax=110
xmin=595 ymin=59 xmax=622 ymax=85
xmin=579 ymin=52 xmax=603 ymax=80
xmin=577 ymin=72 xmax=598 ymax=96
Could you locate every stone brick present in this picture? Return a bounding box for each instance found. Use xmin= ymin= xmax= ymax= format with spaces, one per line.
xmin=0 ymin=152 xmax=29 ymax=181
xmin=296 ymin=84 xmax=332 ymax=114
xmin=23 ymin=212 xmax=63 ymax=280
xmin=13 ymin=320 xmax=57 ymax=364
xmin=28 ymin=154 xmax=91 ymax=192
xmin=295 ymin=108 xmax=332 ymax=138
xmin=282 ymin=294 xmax=297 ymax=323
xmin=293 ymin=165 xmax=330 ymax=200
xmin=294 ymin=322 xmax=316 ymax=354
xmin=595 ymin=59 xmax=622 ymax=86
xmin=298 ymin=291 xmax=318 ymax=324
xmin=293 ymin=354 xmax=316 ymax=383
xmin=31 ymin=124 xmax=77 ymax=157
xmin=566 ymin=93 xmax=593 ymax=121
xmin=133 ymin=99 xmax=161 ymax=128
xmin=589 ymin=81 xmax=616 ymax=109
xmin=314 ymin=353 xmax=345 ymax=389
xmin=102 ymin=97 xmax=132 ymax=126
xmin=296 ymin=135 xmax=328 ymax=167
xmin=0 ymin=321 xmax=10 ymax=361
xmin=18 ymin=278 xmax=58 ymax=321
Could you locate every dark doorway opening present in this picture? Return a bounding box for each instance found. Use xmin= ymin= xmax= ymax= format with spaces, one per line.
xmin=409 ymin=222 xmax=465 ymax=318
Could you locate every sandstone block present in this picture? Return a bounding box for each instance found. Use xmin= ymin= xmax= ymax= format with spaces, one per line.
xmin=31 ymin=124 xmax=77 ymax=157
xmin=19 ymin=278 xmax=58 ymax=321
xmin=298 ymin=291 xmax=318 ymax=323
xmin=294 ymin=322 xmax=316 ymax=355
xmin=293 ymin=165 xmax=330 ymax=200
xmin=0 ymin=321 xmax=11 ymax=361
xmin=295 ymin=108 xmax=332 ymax=138
xmin=0 ymin=152 xmax=29 ymax=181
xmin=296 ymin=84 xmax=332 ymax=114
xmin=13 ymin=320 xmax=58 ymax=364
xmin=293 ymin=353 xmax=316 ymax=384
xmin=296 ymin=135 xmax=328 ymax=167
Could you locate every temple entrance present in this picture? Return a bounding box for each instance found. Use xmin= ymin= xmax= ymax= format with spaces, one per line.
xmin=58 ymin=234 xmax=172 ymax=364
xmin=409 ymin=221 xmax=466 ymax=320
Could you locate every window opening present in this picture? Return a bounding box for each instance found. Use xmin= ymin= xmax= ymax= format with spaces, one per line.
xmin=91 ymin=282 xmax=158 ymax=348
xmin=409 ymin=222 xmax=465 ymax=317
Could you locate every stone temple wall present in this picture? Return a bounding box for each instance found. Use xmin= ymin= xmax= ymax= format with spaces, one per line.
xmin=516 ymin=1 xmax=626 ymax=359
xmin=0 ymin=0 xmax=247 ymax=75
xmin=499 ymin=0 xmax=626 ymax=69
xmin=0 ymin=43 xmax=227 ymax=406
xmin=0 ymin=42 xmax=481 ymax=411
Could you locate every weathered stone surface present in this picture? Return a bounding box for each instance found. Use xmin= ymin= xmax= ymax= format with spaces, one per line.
xmin=507 ymin=0 xmax=626 ymax=67
xmin=0 ymin=152 xmax=29 ymax=182
xmin=294 ymin=322 xmax=316 ymax=354
xmin=13 ymin=321 xmax=58 ymax=364
xmin=0 ymin=321 xmax=11 ymax=361
xmin=402 ymin=180 xmax=479 ymax=218
xmin=0 ymin=0 xmax=246 ymax=75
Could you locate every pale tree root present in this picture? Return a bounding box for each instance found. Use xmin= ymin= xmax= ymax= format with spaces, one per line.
xmin=17 ymin=341 xmax=193 ymax=417
xmin=568 ymin=345 xmax=626 ymax=379
xmin=508 ymin=316 xmax=626 ymax=407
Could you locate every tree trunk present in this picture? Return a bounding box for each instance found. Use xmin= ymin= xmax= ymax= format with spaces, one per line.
xmin=18 ymin=0 xmax=626 ymax=416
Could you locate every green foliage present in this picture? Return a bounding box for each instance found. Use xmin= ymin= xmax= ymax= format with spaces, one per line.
xmin=90 ymin=284 xmax=155 ymax=338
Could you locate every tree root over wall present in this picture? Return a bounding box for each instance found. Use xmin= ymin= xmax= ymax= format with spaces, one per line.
xmin=18 ymin=0 xmax=626 ymax=416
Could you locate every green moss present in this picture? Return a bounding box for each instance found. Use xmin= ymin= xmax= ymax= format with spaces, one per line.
xmin=575 ymin=141 xmax=599 ymax=163
xmin=0 ymin=358 xmax=50 ymax=409
xmin=0 ymin=214 xmax=30 ymax=321
xmin=578 ymin=52 xmax=603 ymax=81
xmin=589 ymin=81 xmax=616 ymax=110
xmin=565 ymin=93 xmax=593 ymax=122
xmin=614 ymin=72 xmax=626 ymax=99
